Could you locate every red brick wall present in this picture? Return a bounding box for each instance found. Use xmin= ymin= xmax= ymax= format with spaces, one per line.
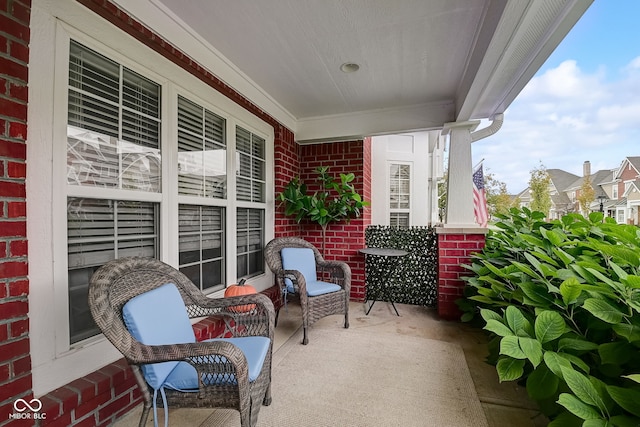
xmin=0 ymin=0 xmax=32 ymax=425
xmin=274 ymin=125 xmax=301 ymax=237
xmin=296 ymin=140 xmax=371 ymax=301
xmin=436 ymin=231 xmax=486 ymax=320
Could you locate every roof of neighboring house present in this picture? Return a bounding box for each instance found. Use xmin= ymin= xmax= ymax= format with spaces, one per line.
xmin=628 ymin=157 xmax=640 ymax=173
xmin=614 ymin=156 xmax=640 ymax=180
xmin=548 ymin=169 xmax=580 ymax=195
xmin=566 ymin=169 xmax=612 ymax=198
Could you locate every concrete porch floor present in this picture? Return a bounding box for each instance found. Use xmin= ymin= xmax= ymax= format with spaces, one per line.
xmin=115 ymin=300 xmax=548 ymax=427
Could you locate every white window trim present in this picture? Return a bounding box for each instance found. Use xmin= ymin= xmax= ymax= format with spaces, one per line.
xmin=28 ymin=4 xmax=274 ymax=396
xmin=388 ymin=161 xmax=412 ymax=226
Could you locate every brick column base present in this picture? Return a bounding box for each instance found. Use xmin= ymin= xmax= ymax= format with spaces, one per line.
xmin=436 ymin=227 xmax=486 ymax=321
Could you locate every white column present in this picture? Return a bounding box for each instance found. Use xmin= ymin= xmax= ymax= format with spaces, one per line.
xmin=442 ymin=121 xmax=480 ymax=228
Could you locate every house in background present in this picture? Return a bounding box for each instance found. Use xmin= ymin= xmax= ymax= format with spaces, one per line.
xmin=515 ymin=169 xmax=580 ymax=220
xmin=0 ymin=0 xmax=593 ymax=425
xmin=515 ymin=157 xmax=640 ymax=224
xmin=370 ymin=131 xmax=446 ymax=227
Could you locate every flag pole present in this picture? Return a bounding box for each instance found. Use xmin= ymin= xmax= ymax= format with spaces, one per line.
xmin=473 ymin=158 xmax=485 ymax=172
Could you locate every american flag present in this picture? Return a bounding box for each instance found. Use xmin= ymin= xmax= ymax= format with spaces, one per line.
xmin=472 ymin=165 xmax=488 ymax=227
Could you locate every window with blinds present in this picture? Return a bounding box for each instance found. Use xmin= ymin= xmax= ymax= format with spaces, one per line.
xmin=236 ymin=127 xmax=265 ymax=202
xmin=390 ymin=212 xmax=410 ymax=229
xmin=389 ymin=163 xmax=411 ymax=228
xmin=178 ymin=205 xmax=225 ymax=292
xmin=236 ymin=208 xmax=264 ymax=278
xmin=66 ymin=40 xmax=162 ymax=344
xmin=67 ymin=40 xmax=161 ymax=192
xmin=67 ymin=198 xmax=159 ymax=343
xmin=177 ymin=96 xmax=227 ymax=198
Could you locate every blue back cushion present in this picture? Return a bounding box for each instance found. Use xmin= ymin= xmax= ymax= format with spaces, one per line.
xmin=281 ymin=248 xmax=317 ymax=293
xmin=122 ymin=283 xmax=195 ymax=390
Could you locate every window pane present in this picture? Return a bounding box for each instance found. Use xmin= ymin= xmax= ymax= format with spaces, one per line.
xmin=177 ymin=96 xmax=227 ymax=198
xmin=390 ymin=212 xmax=410 ymax=228
xmin=179 ymin=205 xmax=225 ymax=292
xmin=389 ymin=163 xmax=410 ymax=210
xmin=236 ymin=126 xmax=265 ymax=202
xmin=67 ymin=41 xmax=161 ymax=192
xmin=68 ymin=198 xmax=159 ymax=344
xmin=236 ymin=208 xmax=264 ymax=278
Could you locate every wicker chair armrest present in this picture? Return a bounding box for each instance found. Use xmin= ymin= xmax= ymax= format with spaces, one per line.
xmin=315 ymin=260 xmax=351 ymax=291
xmin=282 ymin=269 xmax=308 ymax=296
xmin=132 ymin=341 xmax=253 ymax=390
xmin=130 ymin=340 xmax=243 ymax=365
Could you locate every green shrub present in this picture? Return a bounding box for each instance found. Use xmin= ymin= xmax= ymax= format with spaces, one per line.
xmin=460 ymin=207 xmax=640 ymax=426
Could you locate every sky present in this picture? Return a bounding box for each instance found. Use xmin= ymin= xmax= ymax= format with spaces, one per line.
xmin=472 ymin=0 xmax=640 ymax=194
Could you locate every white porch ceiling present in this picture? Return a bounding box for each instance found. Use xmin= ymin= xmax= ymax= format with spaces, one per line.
xmin=115 ymin=0 xmax=592 ymax=143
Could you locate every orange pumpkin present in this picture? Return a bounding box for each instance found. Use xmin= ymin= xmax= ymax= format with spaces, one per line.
xmin=224 ymin=279 xmax=257 ymax=313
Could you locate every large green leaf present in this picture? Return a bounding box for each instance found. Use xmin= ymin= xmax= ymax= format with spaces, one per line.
xmin=500 ymin=335 xmax=526 ymax=359
xmin=593 ymin=244 xmax=640 ymax=267
xmin=527 ymin=363 xmax=559 ymax=400
xmin=598 ymin=342 xmax=633 ymax=365
xmin=519 ymin=337 xmax=543 ymax=367
xmin=583 ymin=298 xmax=625 ymax=324
xmin=582 ymin=419 xmax=610 ymax=427
xmin=622 ymin=275 xmax=640 ymax=289
xmin=606 ymin=386 xmax=640 ymax=418
xmin=612 ymin=323 xmax=640 ymax=343
xmin=484 ymin=319 xmax=514 ymax=337
xmin=535 ymin=310 xmax=566 ymax=343
xmin=557 ymin=393 xmax=601 ymax=420
xmin=541 ymin=227 xmax=566 ymax=246
xmin=480 ymin=308 xmax=502 ymax=322
xmin=496 ymin=357 xmax=525 ymax=382
xmin=562 ymin=367 xmax=607 ymax=412
xmin=554 ymin=247 xmax=576 ymax=267
xmin=622 ymin=374 xmax=640 ymax=384
xmin=547 ymin=410 xmax=583 ymax=427
xmin=610 ymin=415 xmax=640 ymax=427
xmin=530 ymin=249 xmax=561 ymax=267
xmin=544 ymin=351 xmax=573 ymax=378
xmin=512 ymin=261 xmax=542 ymax=279
xmin=560 ymin=277 xmax=582 ymax=305
xmin=560 ymin=353 xmax=591 ymax=374
xmin=558 ymin=338 xmax=599 ymax=352
xmin=519 ymin=281 xmax=554 ymax=306
xmin=505 ymin=305 xmax=532 ymax=336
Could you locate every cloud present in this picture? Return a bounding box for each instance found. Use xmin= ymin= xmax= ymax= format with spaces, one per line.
xmin=472 ymin=58 xmax=640 ymax=193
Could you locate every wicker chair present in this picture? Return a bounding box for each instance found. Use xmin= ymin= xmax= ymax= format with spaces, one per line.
xmin=264 ymin=237 xmax=350 ymax=345
xmin=88 ymin=257 xmax=274 ymax=427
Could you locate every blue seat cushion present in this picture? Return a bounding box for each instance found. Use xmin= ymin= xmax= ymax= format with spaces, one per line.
xmin=163 ymin=336 xmax=271 ymax=390
xmin=306 ymin=280 xmax=342 ymax=296
xmin=122 ymin=283 xmax=196 ymax=390
xmin=281 ymin=247 xmax=342 ymax=296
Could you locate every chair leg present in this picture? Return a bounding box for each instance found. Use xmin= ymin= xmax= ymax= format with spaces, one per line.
xmin=302 ymin=327 xmax=309 ymax=345
xmin=138 ymin=404 xmax=151 ymax=427
xmin=344 ymin=313 xmax=349 ymax=329
xmin=274 ymin=308 xmax=280 ymax=327
xmin=263 ymin=384 xmax=272 ymax=406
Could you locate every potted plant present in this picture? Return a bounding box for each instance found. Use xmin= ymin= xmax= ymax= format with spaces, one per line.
xmin=277 ymin=166 xmax=368 ymax=254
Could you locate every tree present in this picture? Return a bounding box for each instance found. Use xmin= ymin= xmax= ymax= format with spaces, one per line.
xmin=437 ymin=171 xmax=448 ymax=222
xmin=529 ymin=162 xmax=552 ymax=218
xmin=277 ymin=166 xmax=368 ymax=254
xmin=577 ymin=174 xmax=595 ymax=216
xmin=485 ymin=172 xmax=518 ymax=217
